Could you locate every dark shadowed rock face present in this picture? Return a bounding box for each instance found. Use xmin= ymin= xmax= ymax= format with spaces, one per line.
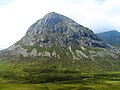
xmin=20 ymin=12 xmax=108 ymax=48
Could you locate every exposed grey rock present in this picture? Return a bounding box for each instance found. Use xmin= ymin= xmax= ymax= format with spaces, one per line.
xmin=30 ymin=48 xmax=37 ymax=56
xmin=76 ymin=50 xmax=88 ymax=58
xmin=42 ymin=51 xmax=51 ymax=57
xmin=81 ymin=46 xmax=85 ymax=51
xmin=20 ymin=12 xmax=109 ymax=48
xmin=38 ymin=51 xmax=51 ymax=57
xmin=58 ymin=55 xmax=60 ymax=59
xmin=69 ymin=46 xmax=79 ymax=60
xmin=5 ymin=45 xmax=28 ymax=56
xmin=89 ymin=51 xmax=99 ymax=57
xmin=38 ymin=52 xmax=42 ymax=56
xmin=7 ymin=44 xmax=20 ymax=51
xmin=16 ymin=48 xmax=28 ymax=56
xmin=52 ymin=50 xmax=57 ymax=57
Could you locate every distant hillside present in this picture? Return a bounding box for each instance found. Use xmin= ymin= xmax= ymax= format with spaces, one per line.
xmin=97 ymin=30 xmax=120 ymax=47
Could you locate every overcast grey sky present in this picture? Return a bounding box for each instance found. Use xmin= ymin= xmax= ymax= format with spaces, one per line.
xmin=0 ymin=0 xmax=120 ymax=48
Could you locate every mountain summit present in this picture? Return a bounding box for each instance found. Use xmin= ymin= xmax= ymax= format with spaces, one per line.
xmin=34 ymin=12 xmax=74 ymax=25
xmin=18 ymin=12 xmax=108 ymax=48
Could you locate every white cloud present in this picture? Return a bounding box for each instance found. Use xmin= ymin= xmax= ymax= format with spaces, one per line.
xmin=0 ymin=0 xmax=120 ymax=48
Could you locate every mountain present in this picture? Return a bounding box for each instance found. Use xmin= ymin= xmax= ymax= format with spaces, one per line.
xmin=22 ymin=12 xmax=107 ymax=48
xmin=0 ymin=12 xmax=120 ymax=83
xmin=97 ymin=30 xmax=120 ymax=47
xmin=1 ymin=12 xmax=109 ymax=56
xmin=0 ymin=12 xmax=119 ymax=67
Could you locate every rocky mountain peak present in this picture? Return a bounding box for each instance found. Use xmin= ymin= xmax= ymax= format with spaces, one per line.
xmin=26 ymin=12 xmax=75 ymax=34
xmin=39 ymin=12 xmax=75 ymax=25
xmin=22 ymin=12 xmax=108 ymax=48
xmin=0 ymin=12 xmax=110 ymax=57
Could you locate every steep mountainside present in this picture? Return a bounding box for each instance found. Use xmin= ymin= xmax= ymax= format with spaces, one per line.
xmin=22 ymin=12 xmax=107 ymax=48
xmin=97 ymin=30 xmax=120 ymax=47
xmin=0 ymin=12 xmax=120 ymax=73
xmin=1 ymin=12 xmax=109 ymax=56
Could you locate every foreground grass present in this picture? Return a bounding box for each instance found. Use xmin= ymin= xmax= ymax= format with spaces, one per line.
xmin=0 ymin=80 xmax=120 ymax=90
xmin=0 ymin=57 xmax=120 ymax=90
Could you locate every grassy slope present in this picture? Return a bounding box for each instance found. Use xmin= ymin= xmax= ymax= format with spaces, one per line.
xmin=0 ymin=80 xmax=120 ymax=90
xmin=0 ymin=57 xmax=120 ymax=89
xmin=0 ymin=46 xmax=120 ymax=89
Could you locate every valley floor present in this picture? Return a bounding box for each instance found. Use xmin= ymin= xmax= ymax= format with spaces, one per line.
xmin=0 ymin=57 xmax=120 ymax=90
xmin=0 ymin=79 xmax=120 ymax=90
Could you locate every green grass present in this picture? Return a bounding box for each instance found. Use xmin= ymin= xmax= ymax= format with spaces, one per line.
xmin=0 ymin=60 xmax=120 ymax=90
xmin=0 ymin=80 xmax=120 ymax=90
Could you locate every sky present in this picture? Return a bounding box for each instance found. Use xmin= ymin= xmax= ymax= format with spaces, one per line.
xmin=0 ymin=0 xmax=120 ymax=49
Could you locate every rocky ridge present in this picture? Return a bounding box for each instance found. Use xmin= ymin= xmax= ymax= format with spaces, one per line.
xmin=97 ymin=30 xmax=120 ymax=47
